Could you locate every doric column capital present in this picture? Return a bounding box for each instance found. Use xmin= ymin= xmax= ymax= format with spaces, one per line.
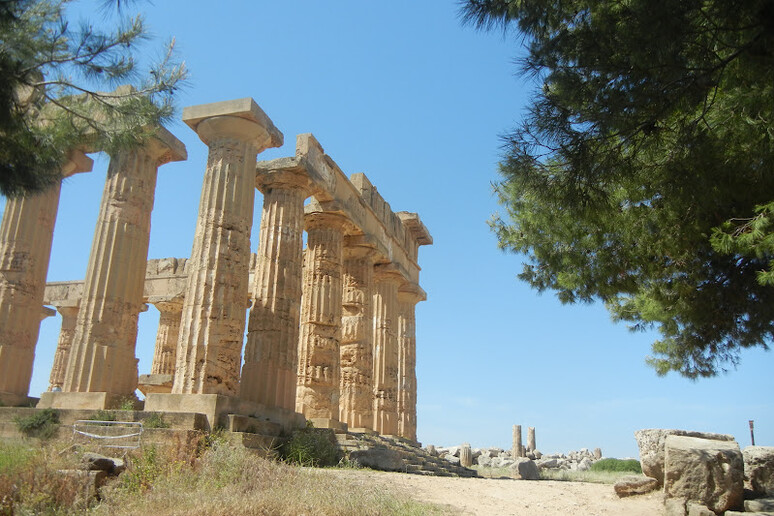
xmin=373 ymin=264 xmax=404 ymax=284
xmin=61 ymin=150 xmax=93 ymax=178
xmin=54 ymin=304 xmax=80 ymax=319
xmin=304 ymin=211 xmax=350 ymax=232
xmin=256 ymin=168 xmax=313 ymax=196
xmin=183 ymin=98 xmax=284 ymax=152
xmin=398 ymin=283 xmax=427 ymax=305
xmin=144 ymin=125 xmax=188 ymax=166
xmin=343 ymin=243 xmax=378 ymax=262
xmin=149 ymin=298 xmax=184 ymax=314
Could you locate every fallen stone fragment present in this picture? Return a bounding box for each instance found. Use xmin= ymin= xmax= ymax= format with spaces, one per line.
xmin=686 ymin=502 xmax=714 ymax=516
xmin=745 ymin=498 xmax=774 ymax=512
xmin=664 ymin=435 xmax=744 ymax=514
xmin=635 ymin=428 xmax=734 ymax=486
xmin=509 ymin=457 xmax=539 ymax=480
xmin=744 ymin=446 xmax=774 ymax=496
xmin=613 ymin=475 xmax=659 ymax=497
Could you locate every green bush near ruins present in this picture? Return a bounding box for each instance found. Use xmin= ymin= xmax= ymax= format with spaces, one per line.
xmin=13 ymin=407 xmax=59 ymax=439
xmin=278 ymin=421 xmax=342 ymax=467
xmin=0 ymin=438 xmax=443 ymax=515
xmin=590 ymin=458 xmax=642 ymax=473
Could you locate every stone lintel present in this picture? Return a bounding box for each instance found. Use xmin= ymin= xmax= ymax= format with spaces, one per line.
xmin=308 ymin=418 xmax=349 ymax=434
xmin=144 ymin=393 xmax=305 ymax=433
xmin=397 ymin=212 xmax=433 ymax=246
xmin=37 ymin=391 xmax=140 ymax=410
xmin=182 ymin=97 xmax=283 ymax=149
xmin=256 ymin=134 xmax=424 ymax=284
xmin=137 ymin=374 xmax=173 ymax=396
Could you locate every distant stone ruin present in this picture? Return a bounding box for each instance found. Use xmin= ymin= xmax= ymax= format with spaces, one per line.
xmin=0 ymin=97 xmax=431 ymax=443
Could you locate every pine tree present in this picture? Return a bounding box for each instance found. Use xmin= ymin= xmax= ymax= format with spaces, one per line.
xmin=0 ymin=0 xmax=186 ymax=197
xmin=461 ymin=0 xmax=774 ymax=377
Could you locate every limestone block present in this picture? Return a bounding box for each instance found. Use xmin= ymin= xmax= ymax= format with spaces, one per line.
xmin=664 ymin=435 xmax=744 ymax=514
xmin=635 ymin=428 xmax=735 ymax=486
xmin=349 ymin=448 xmax=404 ymax=472
xmin=745 ymin=498 xmax=774 ymax=512
xmin=686 ymin=503 xmax=715 ymax=516
xmin=509 ymin=457 xmax=540 ymax=480
xmin=477 ymin=455 xmax=492 ymax=467
xmin=744 ymin=446 xmax=774 ymax=496
xmin=613 ymin=475 xmax=660 ymax=497
xmin=577 ymin=457 xmax=593 ymax=471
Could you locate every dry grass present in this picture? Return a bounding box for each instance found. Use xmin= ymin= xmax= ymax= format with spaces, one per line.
xmin=1 ymin=438 xmax=445 ymax=515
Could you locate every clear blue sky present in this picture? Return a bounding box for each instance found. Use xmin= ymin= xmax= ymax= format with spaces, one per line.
xmin=4 ymin=1 xmax=771 ymax=458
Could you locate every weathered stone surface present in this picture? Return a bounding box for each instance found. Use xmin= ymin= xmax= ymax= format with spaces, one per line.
xmin=745 ymin=498 xmax=774 ymax=513
xmin=686 ymin=503 xmax=715 ymax=516
xmin=578 ymin=457 xmax=593 ymax=471
xmin=349 ymin=448 xmax=404 ymax=472
xmin=174 ymin=103 xmax=279 ymax=396
xmin=397 ymin=286 xmax=422 ymax=442
xmin=635 ymin=428 xmax=735 ymax=485
xmin=745 ymin=446 xmax=774 ymax=496
xmin=664 ymin=435 xmax=744 ymax=514
xmin=460 ymin=443 xmax=473 ymax=468
xmin=81 ymin=452 xmax=125 ymax=474
xmin=0 ymin=152 xmax=91 ymax=404
xmin=240 ymin=170 xmax=310 ymax=412
xmin=477 ymin=455 xmax=492 ymax=467
xmin=64 ymin=136 xmax=184 ymax=401
xmin=613 ymin=475 xmax=660 ymax=497
xmin=372 ymin=267 xmax=401 ymax=436
xmin=509 ymin=457 xmax=539 ymax=480
xmin=295 ymin=211 xmax=347 ymax=423
xmin=48 ymin=305 xmax=79 ymax=391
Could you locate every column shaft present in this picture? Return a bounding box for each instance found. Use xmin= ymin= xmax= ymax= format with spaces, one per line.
xmin=296 ymin=213 xmax=346 ymax=420
xmin=372 ymin=270 xmax=400 ymax=435
xmin=397 ymin=291 xmax=420 ymax=441
xmin=0 ymin=153 xmax=91 ymax=403
xmin=48 ymin=306 xmax=79 ymax=391
xmin=151 ymin=300 xmax=183 ymax=375
xmin=240 ymin=175 xmax=309 ymax=410
xmin=339 ymin=246 xmax=376 ymax=429
xmin=174 ymin=116 xmax=269 ymax=395
xmin=64 ymin=134 xmax=184 ymax=396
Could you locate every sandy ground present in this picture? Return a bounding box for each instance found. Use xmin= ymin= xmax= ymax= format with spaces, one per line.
xmin=323 ymin=469 xmax=665 ymax=516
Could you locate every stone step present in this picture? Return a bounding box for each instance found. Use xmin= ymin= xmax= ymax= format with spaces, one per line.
xmin=226 ymin=414 xmax=282 ymax=436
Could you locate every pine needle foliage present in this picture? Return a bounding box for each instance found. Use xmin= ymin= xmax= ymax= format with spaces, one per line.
xmin=461 ymin=0 xmax=774 ymax=378
xmin=0 ymin=0 xmax=186 ymax=197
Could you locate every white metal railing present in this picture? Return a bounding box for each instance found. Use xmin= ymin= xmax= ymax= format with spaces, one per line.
xmin=72 ymin=420 xmax=143 ymax=451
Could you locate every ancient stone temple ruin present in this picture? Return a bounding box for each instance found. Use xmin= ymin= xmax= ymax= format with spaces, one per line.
xmin=0 ymin=97 xmax=431 ymax=442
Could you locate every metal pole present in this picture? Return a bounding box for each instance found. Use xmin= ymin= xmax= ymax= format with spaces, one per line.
xmin=749 ymin=420 xmax=755 ymax=446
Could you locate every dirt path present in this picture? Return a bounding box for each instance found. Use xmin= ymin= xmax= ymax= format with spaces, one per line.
xmin=323 ymin=469 xmax=665 ymax=515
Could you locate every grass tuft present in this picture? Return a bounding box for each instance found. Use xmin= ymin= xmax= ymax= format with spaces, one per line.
xmin=13 ymin=408 xmax=60 ymax=440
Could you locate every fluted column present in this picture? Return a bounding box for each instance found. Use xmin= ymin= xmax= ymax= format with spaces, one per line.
xmin=174 ymin=100 xmax=282 ymax=396
xmin=372 ymin=266 xmax=402 ymax=436
xmin=240 ymin=171 xmax=311 ymax=410
xmin=150 ymin=300 xmax=184 ymax=375
xmin=296 ymin=212 xmax=348 ymax=422
xmin=397 ymin=285 xmax=423 ymax=442
xmin=48 ymin=305 xmax=80 ymax=391
xmin=0 ymin=152 xmax=92 ymax=405
xmin=63 ymin=130 xmax=186 ymax=398
xmin=339 ymin=243 xmax=377 ymax=430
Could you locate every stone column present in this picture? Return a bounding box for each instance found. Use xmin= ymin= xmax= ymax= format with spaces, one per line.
xmin=48 ymin=305 xmax=80 ymax=391
xmin=150 ymin=300 xmax=184 ymax=376
xmin=0 ymin=152 xmax=92 ymax=405
xmin=512 ymin=424 xmax=524 ymax=458
xmin=296 ymin=212 xmax=348 ymax=427
xmin=527 ymin=426 xmax=536 ymax=453
xmin=372 ymin=266 xmax=402 ymax=436
xmin=62 ymin=130 xmax=185 ymax=402
xmin=339 ymin=243 xmax=377 ymax=430
xmin=173 ymin=99 xmax=282 ymax=396
xmin=397 ymin=284 xmax=423 ymax=441
xmin=240 ymin=170 xmax=311 ymax=411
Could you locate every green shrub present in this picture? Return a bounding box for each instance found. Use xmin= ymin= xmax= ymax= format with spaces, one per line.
xmin=590 ymin=458 xmax=642 ymax=473
xmin=88 ymin=409 xmax=117 ymax=422
xmin=120 ymin=446 xmax=165 ymax=494
xmin=279 ymin=422 xmax=340 ymax=467
xmin=119 ymin=397 xmax=137 ymax=411
xmin=143 ymin=413 xmax=169 ymax=429
xmin=13 ymin=409 xmax=59 ymax=440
